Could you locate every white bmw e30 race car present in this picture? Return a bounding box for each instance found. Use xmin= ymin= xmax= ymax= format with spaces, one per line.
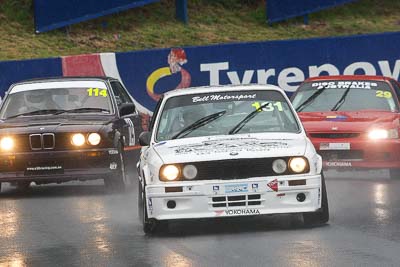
xmin=137 ymin=84 xmax=329 ymax=233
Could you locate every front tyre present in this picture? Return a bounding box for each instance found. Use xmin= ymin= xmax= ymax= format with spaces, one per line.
xmin=303 ymin=172 xmax=329 ymax=226
xmin=104 ymin=145 xmax=130 ymax=193
xmin=16 ymin=181 xmax=31 ymax=191
xmin=139 ymin=180 xmax=162 ymax=234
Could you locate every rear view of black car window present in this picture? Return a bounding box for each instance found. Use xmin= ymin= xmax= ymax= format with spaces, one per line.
xmin=110 ymin=81 xmax=132 ymax=106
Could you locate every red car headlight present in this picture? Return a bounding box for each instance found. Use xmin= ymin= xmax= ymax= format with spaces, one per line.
xmin=368 ymin=129 xmax=399 ymax=140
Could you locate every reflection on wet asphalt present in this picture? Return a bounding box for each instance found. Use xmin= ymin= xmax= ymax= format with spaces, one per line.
xmin=0 ymin=172 xmax=399 ymax=266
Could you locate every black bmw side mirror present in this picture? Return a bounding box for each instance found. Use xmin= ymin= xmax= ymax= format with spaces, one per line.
xmin=119 ymin=103 xmax=136 ymax=117
xmin=139 ymin=131 xmax=151 ymax=146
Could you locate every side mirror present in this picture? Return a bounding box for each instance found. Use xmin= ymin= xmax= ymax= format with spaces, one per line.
xmin=119 ymin=103 xmax=136 ymax=117
xmin=139 ymin=131 xmax=151 ymax=146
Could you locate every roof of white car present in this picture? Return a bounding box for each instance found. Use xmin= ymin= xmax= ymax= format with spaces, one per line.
xmin=163 ymin=84 xmax=285 ymax=98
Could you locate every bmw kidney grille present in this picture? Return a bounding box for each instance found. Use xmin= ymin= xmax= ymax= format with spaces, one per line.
xmin=29 ymin=133 xmax=55 ymax=150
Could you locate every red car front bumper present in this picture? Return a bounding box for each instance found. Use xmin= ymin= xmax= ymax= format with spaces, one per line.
xmin=310 ymin=138 xmax=400 ymax=170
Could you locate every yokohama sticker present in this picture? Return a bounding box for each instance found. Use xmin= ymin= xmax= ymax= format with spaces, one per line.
xmin=215 ymin=209 xmax=261 ymax=216
xmin=326 ymin=162 xmax=352 ymax=167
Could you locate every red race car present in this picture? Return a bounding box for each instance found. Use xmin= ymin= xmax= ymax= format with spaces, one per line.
xmin=291 ymin=75 xmax=400 ymax=178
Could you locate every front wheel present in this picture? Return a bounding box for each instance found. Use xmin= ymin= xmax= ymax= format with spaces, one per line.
xmin=303 ymin=172 xmax=329 ymax=226
xmin=104 ymin=145 xmax=131 ymax=193
xmin=16 ymin=181 xmax=31 ymax=191
xmin=139 ymin=181 xmax=163 ymax=234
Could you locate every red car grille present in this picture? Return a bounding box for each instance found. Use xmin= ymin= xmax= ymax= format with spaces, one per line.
xmin=310 ymin=133 xmax=360 ymax=139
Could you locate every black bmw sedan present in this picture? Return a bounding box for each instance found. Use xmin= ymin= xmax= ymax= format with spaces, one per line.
xmin=0 ymin=77 xmax=140 ymax=192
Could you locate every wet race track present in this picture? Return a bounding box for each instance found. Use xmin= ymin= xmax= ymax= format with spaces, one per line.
xmin=0 ymin=170 xmax=399 ymax=267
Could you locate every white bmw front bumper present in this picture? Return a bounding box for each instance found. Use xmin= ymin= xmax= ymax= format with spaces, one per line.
xmin=145 ymin=174 xmax=322 ymax=221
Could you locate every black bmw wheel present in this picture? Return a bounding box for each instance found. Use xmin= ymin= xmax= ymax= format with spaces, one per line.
xmin=16 ymin=181 xmax=31 ymax=191
xmin=303 ymin=172 xmax=329 ymax=226
xmin=104 ymin=145 xmax=130 ymax=193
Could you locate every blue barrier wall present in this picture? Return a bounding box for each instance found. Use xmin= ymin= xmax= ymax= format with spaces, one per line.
xmin=0 ymin=58 xmax=62 ymax=95
xmin=1 ymin=32 xmax=400 ymax=113
xmin=115 ymin=32 xmax=400 ymax=111
xmin=267 ymin=0 xmax=359 ymax=23
xmin=34 ymin=0 xmax=161 ymax=33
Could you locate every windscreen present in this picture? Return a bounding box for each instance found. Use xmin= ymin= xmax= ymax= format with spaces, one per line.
xmin=156 ymin=90 xmax=300 ymax=141
xmin=292 ymin=80 xmax=398 ymax=112
xmin=0 ymin=84 xmax=113 ymax=119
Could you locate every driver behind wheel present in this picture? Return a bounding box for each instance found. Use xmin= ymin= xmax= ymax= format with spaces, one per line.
xmin=170 ymin=105 xmax=207 ymax=136
xmin=20 ymin=90 xmax=58 ymax=112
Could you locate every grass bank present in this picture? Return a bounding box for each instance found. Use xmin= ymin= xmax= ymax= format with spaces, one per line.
xmin=0 ymin=0 xmax=399 ymax=60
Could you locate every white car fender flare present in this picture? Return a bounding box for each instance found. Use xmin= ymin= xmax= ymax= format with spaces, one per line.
xmin=140 ymin=165 xmax=151 ymax=188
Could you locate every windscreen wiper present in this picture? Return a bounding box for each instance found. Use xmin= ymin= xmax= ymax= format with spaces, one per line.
xmin=330 ymin=87 xmax=351 ymax=111
xmin=171 ymin=110 xmax=226 ymax=140
xmin=6 ymin=109 xmax=66 ymax=119
xmin=296 ymin=86 xmax=328 ymax=112
xmin=228 ymin=102 xmax=271 ymax=135
xmin=55 ymin=108 xmax=110 ymax=114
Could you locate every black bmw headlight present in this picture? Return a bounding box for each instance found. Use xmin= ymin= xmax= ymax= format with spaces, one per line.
xmin=71 ymin=133 xmax=102 ymax=146
xmin=0 ymin=136 xmax=15 ymax=151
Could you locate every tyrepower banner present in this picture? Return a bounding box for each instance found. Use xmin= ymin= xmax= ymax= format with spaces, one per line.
xmin=1 ymin=31 xmax=400 ymax=113
xmin=34 ymin=0 xmax=161 ymax=33
xmin=267 ymin=0 xmax=359 ymax=23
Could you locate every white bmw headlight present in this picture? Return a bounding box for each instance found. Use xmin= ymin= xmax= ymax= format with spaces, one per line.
xmin=368 ymin=129 xmax=398 ymax=140
xmin=0 ymin=137 xmax=14 ymax=151
xmin=160 ymin=165 xmax=180 ymax=181
xmin=272 ymin=159 xmax=287 ymax=174
xmin=183 ymin=164 xmax=198 ymax=179
xmin=289 ymin=157 xmax=308 ymax=173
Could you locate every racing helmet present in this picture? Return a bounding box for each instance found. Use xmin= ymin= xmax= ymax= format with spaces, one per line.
xmin=182 ymin=105 xmax=207 ymax=126
xmin=24 ymin=90 xmax=47 ymax=109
